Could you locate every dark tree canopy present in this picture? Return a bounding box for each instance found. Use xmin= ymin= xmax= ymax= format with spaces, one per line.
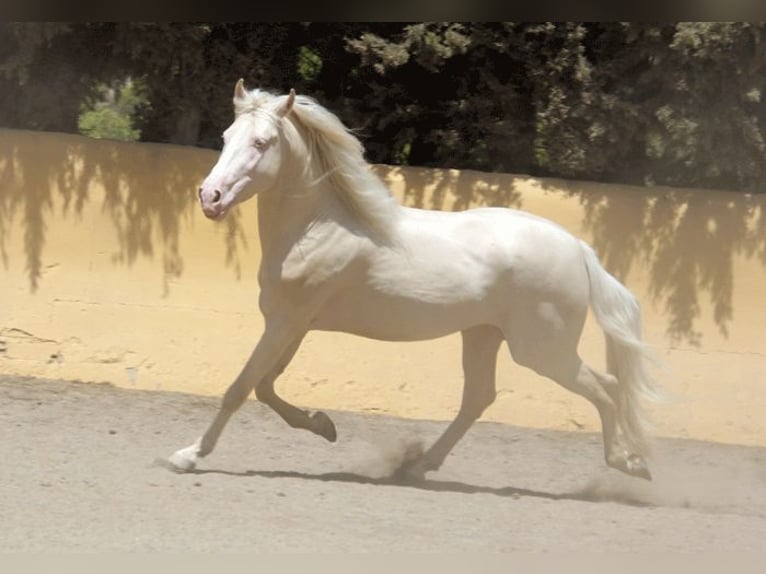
xmin=2 ymin=22 xmax=765 ymax=191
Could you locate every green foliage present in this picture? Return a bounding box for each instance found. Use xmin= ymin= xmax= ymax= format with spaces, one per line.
xmin=347 ymin=23 xmax=470 ymax=74
xmin=78 ymin=107 xmax=138 ymax=141
xmin=78 ymin=79 xmax=146 ymax=141
xmin=297 ymin=46 xmax=323 ymax=82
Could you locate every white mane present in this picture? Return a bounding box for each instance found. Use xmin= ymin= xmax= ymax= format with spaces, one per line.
xmin=237 ymin=88 xmax=400 ymax=242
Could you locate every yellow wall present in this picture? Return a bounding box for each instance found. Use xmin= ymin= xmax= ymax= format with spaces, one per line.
xmin=2 ymin=129 xmax=765 ymax=446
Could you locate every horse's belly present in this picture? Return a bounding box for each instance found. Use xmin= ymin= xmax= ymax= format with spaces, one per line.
xmin=311 ymin=289 xmax=487 ymax=341
xmin=310 ymin=232 xmax=505 ymax=340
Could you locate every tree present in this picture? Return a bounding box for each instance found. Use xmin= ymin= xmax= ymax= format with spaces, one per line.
xmin=0 ymin=23 xmax=102 ymax=133
xmin=514 ymin=22 xmax=766 ymax=190
xmin=342 ymin=22 xmax=537 ymax=172
xmin=2 ymin=22 xmax=765 ymax=191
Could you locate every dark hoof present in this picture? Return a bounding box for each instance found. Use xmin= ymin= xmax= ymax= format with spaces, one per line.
xmin=389 ymin=442 xmax=429 ymax=483
xmin=311 ymin=411 xmax=337 ymax=442
xmin=391 ymin=461 xmax=427 ymax=484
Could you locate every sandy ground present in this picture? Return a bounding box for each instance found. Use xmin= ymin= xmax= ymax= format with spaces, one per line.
xmin=1 ymin=375 xmax=764 ymax=552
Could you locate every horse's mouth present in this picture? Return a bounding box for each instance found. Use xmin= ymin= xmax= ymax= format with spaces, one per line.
xmin=201 ymin=205 xmax=227 ymax=220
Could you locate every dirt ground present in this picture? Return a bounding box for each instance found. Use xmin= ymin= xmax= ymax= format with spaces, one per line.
xmin=1 ymin=375 xmax=764 ymax=552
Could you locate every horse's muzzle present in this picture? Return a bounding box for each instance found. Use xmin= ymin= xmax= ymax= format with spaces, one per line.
xmin=198 ymin=187 xmax=225 ymax=220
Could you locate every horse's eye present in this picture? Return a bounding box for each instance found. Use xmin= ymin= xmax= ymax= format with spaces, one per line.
xmin=253 ymin=138 xmax=267 ymax=149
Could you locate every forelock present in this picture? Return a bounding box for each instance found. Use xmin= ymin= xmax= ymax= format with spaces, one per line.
xmin=234 ymin=89 xmax=279 ymax=117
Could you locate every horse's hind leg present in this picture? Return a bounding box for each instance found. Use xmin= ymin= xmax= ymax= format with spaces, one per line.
xmin=396 ymin=325 xmax=503 ymax=481
xmin=513 ymin=347 xmax=651 ymax=480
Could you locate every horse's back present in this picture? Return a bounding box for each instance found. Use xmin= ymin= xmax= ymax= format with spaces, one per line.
xmin=398 ymin=205 xmax=588 ymax=290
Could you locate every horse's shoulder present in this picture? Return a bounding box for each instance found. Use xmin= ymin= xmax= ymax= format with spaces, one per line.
xmin=260 ymin=221 xmax=365 ymax=292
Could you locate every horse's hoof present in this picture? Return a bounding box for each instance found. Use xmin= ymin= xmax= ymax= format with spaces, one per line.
xmin=391 ymin=450 xmax=432 ymax=484
xmin=391 ymin=459 xmax=428 ymax=483
xmin=395 ymin=465 xmax=426 ymax=483
xmin=607 ymin=451 xmax=652 ymax=480
xmin=311 ymin=411 xmax=337 ymax=442
xmin=626 ymin=454 xmax=652 ymax=481
xmin=167 ymin=446 xmax=198 ymax=473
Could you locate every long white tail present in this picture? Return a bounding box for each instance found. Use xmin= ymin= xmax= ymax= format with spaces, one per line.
xmin=580 ymin=241 xmax=662 ymax=455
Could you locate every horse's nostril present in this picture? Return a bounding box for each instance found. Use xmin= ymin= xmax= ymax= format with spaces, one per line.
xmin=197 ymin=187 xmax=203 ymax=201
xmin=212 ymin=189 xmax=222 ymax=203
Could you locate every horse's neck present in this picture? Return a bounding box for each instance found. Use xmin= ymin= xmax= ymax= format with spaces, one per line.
xmin=256 ymin=182 xmax=345 ymax=256
xmin=255 ymin=184 xmax=370 ymax=299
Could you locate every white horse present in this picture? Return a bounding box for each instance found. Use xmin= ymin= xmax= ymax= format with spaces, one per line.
xmin=169 ymin=80 xmax=661 ymax=481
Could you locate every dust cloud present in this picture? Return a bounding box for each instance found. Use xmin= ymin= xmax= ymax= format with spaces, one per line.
xmin=346 ymin=436 xmax=427 ymax=479
xmin=576 ymin=453 xmax=765 ymax=517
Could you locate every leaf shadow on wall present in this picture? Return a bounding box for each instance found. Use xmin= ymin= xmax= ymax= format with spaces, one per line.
xmin=542 ymin=178 xmax=766 ymax=347
xmin=377 ymin=165 xmax=524 ymax=213
xmin=4 ymin=128 xmax=764 ymax=348
xmin=0 ymin=129 xmax=249 ymax=296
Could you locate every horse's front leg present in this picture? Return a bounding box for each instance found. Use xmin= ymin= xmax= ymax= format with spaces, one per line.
xmin=168 ymin=316 xmax=308 ymax=472
xmin=253 ymin=338 xmax=337 ymax=442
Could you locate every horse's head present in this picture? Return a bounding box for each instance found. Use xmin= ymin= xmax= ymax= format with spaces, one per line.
xmin=198 ymin=80 xmax=295 ymax=220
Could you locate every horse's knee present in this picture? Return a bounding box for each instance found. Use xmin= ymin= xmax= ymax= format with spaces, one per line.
xmin=253 ymin=364 xmax=286 ymax=403
xmin=253 ymin=382 xmax=274 ymax=402
xmin=254 ymin=369 xmax=282 ymax=402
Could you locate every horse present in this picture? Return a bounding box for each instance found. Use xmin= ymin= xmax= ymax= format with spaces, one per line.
xmin=169 ymin=79 xmax=661 ymax=481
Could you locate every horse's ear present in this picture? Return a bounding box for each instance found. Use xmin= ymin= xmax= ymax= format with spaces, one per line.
xmin=233 ymin=78 xmax=247 ymax=103
xmin=279 ymin=88 xmax=296 ymax=117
